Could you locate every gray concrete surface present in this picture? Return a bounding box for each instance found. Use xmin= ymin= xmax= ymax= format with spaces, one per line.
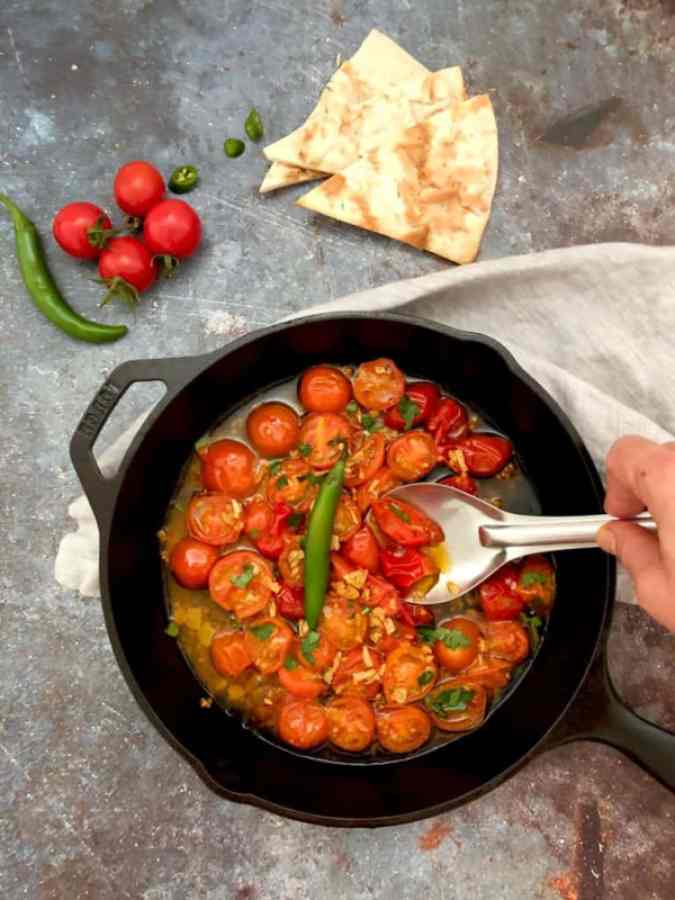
xmin=1 ymin=1 xmax=674 ymax=898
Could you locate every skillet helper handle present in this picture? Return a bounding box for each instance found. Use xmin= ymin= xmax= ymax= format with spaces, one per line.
xmin=70 ymin=356 xmax=205 ymax=529
xmin=546 ymin=650 xmax=675 ymax=791
xmin=480 ymin=513 xmax=656 ymax=552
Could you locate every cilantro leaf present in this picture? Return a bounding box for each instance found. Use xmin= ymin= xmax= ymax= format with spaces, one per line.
xmin=300 ymin=630 xmax=321 ymax=665
xmin=297 ymin=443 xmax=312 ymax=458
xmin=268 ymin=459 xmax=283 ymax=476
xmin=230 ymin=563 xmax=256 ymax=588
xmin=361 ymin=413 xmax=383 ymax=433
xmin=521 ymin=570 xmax=549 ymax=588
xmin=165 ymin=621 xmax=179 ymax=637
xmin=417 ymin=626 xmax=471 ymax=649
xmin=398 ymin=395 xmax=420 ymax=431
xmin=287 ymin=512 xmax=303 ymax=529
xmin=389 ymin=502 xmax=411 ymax=524
xmin=276 ymin=475 xmax=289 ymax=489
xmin=283 ymin=656 xmax=299 ymax=670
xmin=425 ymin=687 xmax=474 ymax=717
xmin=249 ymin=623 xmax=274 ymax=640
xmin=346 ymin=401 xmax=358 ymax=415
xmin=417 ymin=669 xmax=435 ymax=687
xmin=520 ymin=612 xmax=544 ymax=651
xmin=307 ymin=472 xmax=325 ymax=486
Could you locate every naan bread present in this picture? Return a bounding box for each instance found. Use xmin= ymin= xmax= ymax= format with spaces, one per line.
xmin=260 ymin=30 xmax=428 ymax=192
xmin=296 ymin=95 xmax=498 ymax=265
xmin=259 ymin=162 xmax=324 ymax=194
xmin=264 ymin=68 xmax=465 ymax=176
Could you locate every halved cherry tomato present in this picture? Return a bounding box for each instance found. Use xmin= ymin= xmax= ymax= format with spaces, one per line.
xmin=373 ymin=623 xmax=417 ymax=655
xmin=365 ymin=574 xmax=401 ymax=618
xmin=208 ymin=550 xmax=275 ymax=618
xmin=386 ymin=431 xmax=437 ymax=482
xmin=353 ymin=358 xmax=405 ymax=411
xmin=298 ymin=366 xmax=353 ymax=413
xmin=299 ymin=412 xmax=351 ymax=469
xmin=244 ymin=500 xmax=294 ymax=560
xmin=384 ymin=381 xmax=440 ymax=430
xmin=296 ymin=630 xmax=337 ymax=672
xmin=278 ymin=536 xmax=305 ymax=588
xmin=462 ymin=658 xmax=513 ymax=692
xmin=371 ymin=498 xmax=444 ymax=547
xmin=428 ymin=396 xmax=469 ymax=451
xmin=276 ymin=583 xmax=305 ymax=620
xmin=326 ymin=697 xmax=376 ymax=752
xmin=249 ymin=681 xmax=289 ymax=730
xmin=52 ymin=202 xmax=112 ymax=260
xmin=113 ymin=160 xmax=165 ymax=217
xmin=199 ymin=439 xmax=260 ymax=498
xmin=319 ymin=596 xmax=368 ymax=650
xmin=438 ymin=473 xmax=479 ymax=496
xmin=333 ymin=495 xmax=361 ymax=542
xmin=376 ymin=706 xmax=431 ymax=753
xmin=244 ymin=617 xmax=293 ymax=674
xmin=432 ymin=617 xmax=481 ymax=672
xmin=345 ymin=432 xmax=385 ymax=487
xmin=278 ymin=659 xmax=325 ymax=699
xmin=342 ymin=526 xmax=380 ymax=573
xmin=278 ymin=699 xmax=329 ymax=749
xmin=425 ymin=680 xmax=487 ymax=732
xmin=333 ymin=646 xmax=383 ymax=700
xmin=516 ymin=555 xmax=555 ymax=609
xmin=246 ymin=402 xmax=301 ymax=458
xmin=383 ymin=643 xmax=437 ymax=705
xmin=266 ymin=458 xmax=317 ymax=511
xmin=186 ymin=494 xmax=244 ymax=546
xmin=143 ymin=198 xmax=202 ymax=259
xmin=243 ymin=498 xmax=274 ymax=537
xmin=453 ymin=434 xmax=513 ymax=478
xmin=380 ymin=545 xmax=438 ymax=593
xmin=210 ymin=632 xmax=252 ymax=678
xmin=479 ymin=564 xmax=524 ymax=621
xmin=484 ymin=621 xmax=529 ymax=663
xmin=355 ymin=467 xmax=402 ymax=513
xmin=169 ymin=537 xmax=219 ymax=588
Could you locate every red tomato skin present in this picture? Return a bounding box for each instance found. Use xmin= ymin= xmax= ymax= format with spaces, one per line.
xmin=479 ymin=565 xmax=525 ymax=621
xmin=169 ymin=538 xmax=219 ymax=589
xmin=199 ymin=439 xmax=258 ymax=498
xmin=52 ymin=202 xmax=112 ymax=260
xmin=142 ymin=199 xmax=202 ymax=258
xmin=342 ymin=526 xmax=380 ymax=573
xmin=330 ymin=552 xmax=356 ymax=580
xmin=366 ymin=574 xmax=402 ymax=618
xmin=380 ymin=545 xmax=436 ymax=592
xmin=98 ymin=237 xmax=157 ymax=293
xmin=277 ymin=584 xmax=305 ymax=620
xmin=383 ymin=382 xmax=440 ymax=430
xmin=455 ymin=434 xmax=513 ymax=478
xmin=113 ymin=161 xmax=165 ymax=217
xmin=428 ymin=397 xmax=470 ymax=451
xmin=399 ymin=602 xmax=435 ymax=627
xmin=438 ymin=473 xmax=479 ymax=495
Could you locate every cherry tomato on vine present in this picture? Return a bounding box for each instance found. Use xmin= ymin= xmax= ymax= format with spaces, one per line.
xmin=113 ymin=161 xmax=165 ymax=217
xmin=52 ymin=202 xmax=112 ymax=260
xmin=143 ymin=199 xmax=202 ymax=259
xmin=98 ymin=237 xmax=157 ymax=304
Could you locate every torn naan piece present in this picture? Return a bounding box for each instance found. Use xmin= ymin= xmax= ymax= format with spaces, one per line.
xmin=259 ymin=162 xmax=324 ymax=194
xmin=264 ymin=68 xmax=466 ymax=176
xmin=296 ymin=95 xmax=498 ymax=265
xmin=260 ymin=29 xmax=428 ymax=192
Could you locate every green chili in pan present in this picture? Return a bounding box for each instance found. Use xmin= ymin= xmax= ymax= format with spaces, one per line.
xmin=0 ymin=194 xmax=127 ymax=343
xmin=303 ymin=455 xmax=346 ymax=628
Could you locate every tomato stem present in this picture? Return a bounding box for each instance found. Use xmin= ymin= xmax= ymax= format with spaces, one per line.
xmin=97 ymin=276 xmax=139 ymax=310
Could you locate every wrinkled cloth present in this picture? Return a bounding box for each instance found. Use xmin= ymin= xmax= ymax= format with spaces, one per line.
xmin=55 ymin=243 xmax=675 ymax=602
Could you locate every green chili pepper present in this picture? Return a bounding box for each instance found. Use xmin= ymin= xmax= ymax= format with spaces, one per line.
xmin=303 ymin=455 xmax=346 ymax=629
xmin=169 ymin=164 xmax=199 ymax=194
xmin=0 ymin=194 xmax=127 ymax=343
xmin=244 ymin=108 xmax=264 ymax=142
xmin=224 ymin=138 xmax=245 ymax=158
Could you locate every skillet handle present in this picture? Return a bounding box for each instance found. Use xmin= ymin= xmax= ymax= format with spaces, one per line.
xmin=70 ymin=356 xmax=208 ymax=529
xmin=544 ymin=647 xmax=675 ymax=790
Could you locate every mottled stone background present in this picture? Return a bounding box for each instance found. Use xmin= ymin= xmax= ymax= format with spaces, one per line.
xmin=1 ymin=1 xmax=674 ymax=898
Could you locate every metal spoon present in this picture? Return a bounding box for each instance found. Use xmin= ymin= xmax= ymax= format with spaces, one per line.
xmin=388 ymin=482 xmax=656 ymax=606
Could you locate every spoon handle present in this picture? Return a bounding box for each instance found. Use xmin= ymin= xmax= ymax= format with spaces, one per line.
xmin=480 ymin=513 xmax=656 ymax=552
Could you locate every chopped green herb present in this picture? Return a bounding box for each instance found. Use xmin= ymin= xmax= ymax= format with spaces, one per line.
xmin=224 ymin=138 xmax=245 ymax=158
xmin=249 ymin=623 xmax=275 ymax=640
xmin=283 ymin=656 xmax=299 ymax=671
xmin=418 ymin=669 xmax=435 ymax=687
xmin=425 ymin=686 xmax=474 ymax=717
xmin=268 ymin=459 xmax=283 ymax=475
xmin=521 ymin=570 xmax=549 ymax=589
xmin=300 ymin=630 xmax=321 ymax=665
xmin=361 ymin=606 xmax=372 ymax=615
xmin=418 ymin=626 xmax=472 ymax=649
xmin=165 ymin=621 xmax=179 ymax=638
xmin=244 ymin=108 xmax=264 ymax=141
xmin=287 ymin=512 xmax=303 ymax=529
xmin=248 ymin=528 xmax=261 ymax=541
xmin=276 ymin=475 xmax=289 ymax=489
xmin=389 ymin=502 xmax=411 ymax=524
xmin=346 ymin=400 xmax=359 ymax=414
xmin=230 ymin=563 xmax=256 ymax=588
xmin=398 ymin=395 xmax=420 ymax=430
xmin=307 ymin=472 xmax=325 ymax=486
xmin=520 ymin=612 xmax=544 ymax=651
xmin=361 ymin=413 xmax=383 ymax=432
xmin=297 ymin=442 xmax=312 ymax=457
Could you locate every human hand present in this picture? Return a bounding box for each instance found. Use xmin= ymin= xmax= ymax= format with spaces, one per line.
xmin=597 ymin=436 xmax=675 ymax=632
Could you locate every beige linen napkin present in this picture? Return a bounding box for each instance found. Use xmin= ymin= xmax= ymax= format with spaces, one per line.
xmin=55 ymin=243 xmax=675 ymax=603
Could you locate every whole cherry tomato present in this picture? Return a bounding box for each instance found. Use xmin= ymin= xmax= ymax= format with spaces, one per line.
xmin=113 ymin=160 xmax=165 ymax=217
xmin=52 ymin=202 xmax=112 ymax=260
xmin=326 ymin=697 xmax=376 ymax=752
xmin=479 ymin=563 xmax=524 ymax=620
xmin=380 ymin=545 xmax=437 ymax=592
xmin=298 ymin=366 xmax=353 ymax=413
xmin=376 ymin=706 xmax=431 ymax=753
xmin=199 ymin=439 xmax=260 ymax=498
xmin=384 ymin=381 xmax=440 ymax=430
xmin=246 ymin=402 xmax=300 ymax=458
xmin=278 ymin=699 xmax=329 ymax=749
xmin=428 ymin=397 xmax=469 ymax=452
xmin=169 ymin=537 xmax=219 ymax=589
xmin=98 ymin=236 xmax=157 ymax=299
xmin=452 ymin=434 xmax=513 ymax=478
xmin=142 ymin=199 xmax=202 ymax=259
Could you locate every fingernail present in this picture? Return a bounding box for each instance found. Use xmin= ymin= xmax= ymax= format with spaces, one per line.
xmin=596 ymin=526 xmax=616 ymax=555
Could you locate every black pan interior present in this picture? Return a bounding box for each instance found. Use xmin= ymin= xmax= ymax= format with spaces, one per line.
xmin=100 ymin=315 xmax=611 ymax=825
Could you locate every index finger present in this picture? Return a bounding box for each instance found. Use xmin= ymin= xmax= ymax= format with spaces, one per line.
xmin=604 ymin=436 xmax=675 ymax=578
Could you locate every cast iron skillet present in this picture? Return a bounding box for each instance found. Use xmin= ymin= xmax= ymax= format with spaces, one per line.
xmin=70 ymin=314 xmax=675 ymax=826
